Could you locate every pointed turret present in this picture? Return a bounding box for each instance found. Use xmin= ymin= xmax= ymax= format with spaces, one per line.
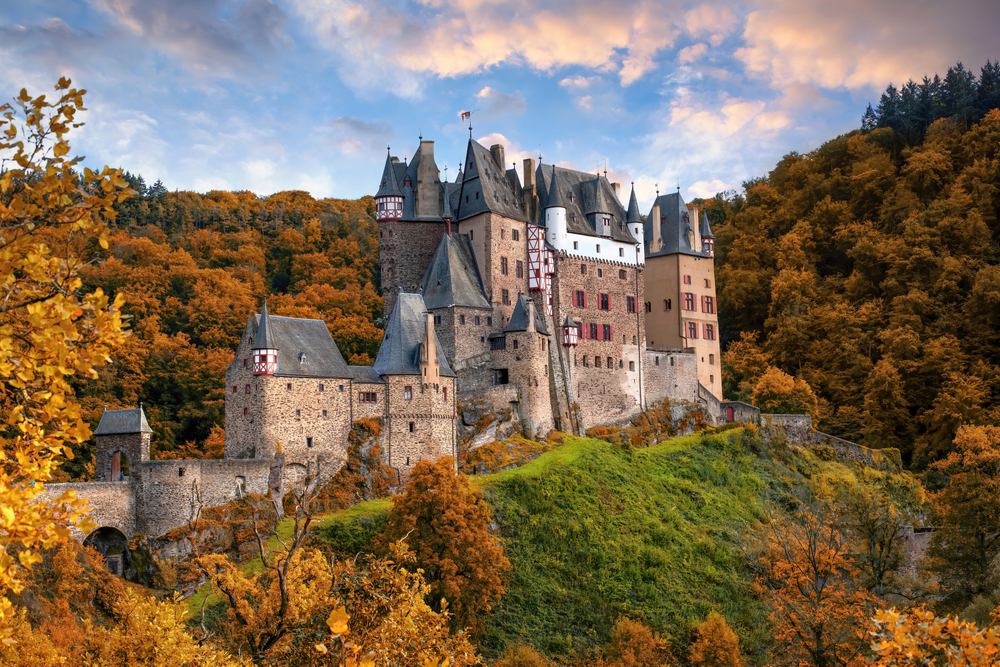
xmin=700 ymin=210 xmax=715 ymax=256
xmin=543 ymin=165 xmax=569 ymax=250
xmin=546 ymin=165 xmax=568 ymax=210
xmin=626 ymin=183 xmax=644 ymax=247
xmin=375 ymin=148 xmax=404 ymax=221
xmin=252 ymin=300 xmax=279 ymax=375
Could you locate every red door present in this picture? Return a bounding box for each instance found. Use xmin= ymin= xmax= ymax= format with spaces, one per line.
xmin=111 ymin=451 xmax=121 ymax=480
xmin=726 ymin=407 xmax=734 ymax=422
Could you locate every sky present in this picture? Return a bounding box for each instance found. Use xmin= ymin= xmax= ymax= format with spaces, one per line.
xmin=2 ymin=0 xmax=998 ymax=209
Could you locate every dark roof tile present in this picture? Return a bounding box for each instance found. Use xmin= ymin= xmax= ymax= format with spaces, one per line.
xmin=95 ymin=407 xmax=153 ymax=435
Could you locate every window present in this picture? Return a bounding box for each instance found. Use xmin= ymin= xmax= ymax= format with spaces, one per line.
xmin=619 ymin=359 xmax=623 ymax=368
xmin=627 ymin=296 xmax=636 ymax=313
xmin=596 ymin=244 xmax=601 ymax=253
xmin=513 ymin=339 xmax=519 ymax=350
xmin=339 ymin=384 xmax=344 ymax=392
xmin=306 ymin=437 xmax=313 ymax=449
xmin=443 ymin=387 xmax=447 ymax=401
xmin=513 ymin=229 xmax=520 ymax=241
xmin=664 ymin=299 xmax=672 ymax=311
xmin=581 ymin=355 xmax=588 ymax=367
xmin=286 ymin=383 xmax=292 ymax=390
xmin=655 ymin=356 xmax=660 ymax=366
xmin=644 ymin=301 xmax=651 ymax=313
xmin=502 ymin=289 xmax=510 ymax=305
xmin=607 ymin=356 xmax=613 ymax=368
xmin=580 ymin=263 xmax=586 ymax=275
xmin=319 ymin=383 xmax=324 ymax=392
xmin=619 ymin=248 xmax=624 ymax=257
xmin=709 ymin=354 xmax=715 ymax=365
xmin=670 ymin=357 xmax=675 ymax=366
xmin=178 ymin=467 xmax=185 ymax=477
xmin=322 ymin=409 xmax=328 ymax=417
xmin=490 ymin=336 xmax=506 ymax=350
xmin=232 ymin=385 xmax=237 ymax=393
xmin=705 ymin=278 xmax=712 ymax=288
xmin=474 ymin=315 xmax=481 ymax=325
xmin=703 ymin=295 xmax=715 ymax=314
xmin=683 ymin=275 xmax=692 ymax=284
xmin=598 ymin=268 xmax=603 ymax=278
xmin=245 ymin=384 xmax=250 ymax=394
xmin=459 ymin=314 xmax=466 ymax=325
xmin=389 ymin=229 xmax=393 ymax=238
xmin=573 ymin=241 xmax=579 ymax=250
xmin=243 ymin=407 xmax=248 ymax=416
xmin=501 ymin=257 xmax=508 ymax=275
xmin=469 ymin=229 xmax=473 ymax=240
xmin=587 ymin=322 xmax=597 ymax=339
xmin=704 ymin=323 xmax=716 ymax=340
xmin=494 ymin=369 xmax=509 ymax=384
xmin=404 ymin=386 xmax=412 ymax=400
xmin=629 ymin=361 xmax=635 ymax=371
xmin=619 ymin=269 xmax=627 ymax=279
xmin=595 ymin=356 xmax=602 ymax=368
xmin=501 ymin=229 xmax=506 ymax=239
xmin=599 ymin=293 xmax=610 ymax=310
xmin=487 ymin=316 xmax=493 ymax=326
xmin=434 ymin=314 xmax=442 ymax=325
xmin=684 ymin=293 xmax=695 ymax=310
xmin=574 ymin=290 xmax=586 ymax=307
xmin=687 ymin=322 xmax=698 ymax=339
xmin=710 ymin=374 xmax=715 ymax=384
xmin=296 ymin=409 xmax=301 ymax=417
xmin=516 ymin=260 xmax=524 ymax=278
xmin=404 ymin=178 xmax=411 ymax=187
xmin=408 ymin=422 xmax=415 ymax=433
xmin=603 ymin=324 xmax=611 ymax=340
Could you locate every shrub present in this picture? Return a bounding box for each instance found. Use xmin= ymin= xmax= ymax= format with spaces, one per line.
xmin=689 ymin=612 xmax=744 ymax=667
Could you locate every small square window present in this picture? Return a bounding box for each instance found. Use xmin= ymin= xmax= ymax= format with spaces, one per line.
xmin=306 ymin=437 xmax=313 ymax=449
xmin=619 ymin=269 xmax=626 ymax=279
xmin=475 ymin=316 xmax=481 ymax=325
xmin=434 ymin=314 xmax=442 ymax=325
xmin=245 ymin=384 xmax=250 ymax=393
xmin=513 ymin=339 xmax=519 ymax=349
xmin=287 ymin=383 xmax=292 ymax=391
xmin=597 ymin=268 xmax=603 ymax=278
xmin=619 ymin=248 xmax=624 ymax=257
xmin=322 ymin=409 xmax=328 ymax=417
xmin=339 ymin=384 xmax=344 ymax=392
xmin=232 ymin=385 xmax=237 ymax=393
xmin=573 ymin=241 xmax=579 ymax=250
xmin=296 ymin=409 xmax=301 ymax=417
xmin=487 ymin=316 xmax=493 ymax=326
xmin=513 ymin=229 xmax=520 ymax=241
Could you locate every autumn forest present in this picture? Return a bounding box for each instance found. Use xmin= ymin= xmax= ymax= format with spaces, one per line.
xmin=3 ymin=58 xmax=1000 ymax=667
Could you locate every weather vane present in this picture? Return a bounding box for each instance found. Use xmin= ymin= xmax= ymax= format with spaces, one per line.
xmin=460 ymin=110 xmax=479 ymax=138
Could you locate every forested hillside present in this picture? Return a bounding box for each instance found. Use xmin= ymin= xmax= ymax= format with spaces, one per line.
xmin=709 ymin=61 xmax=1000 ymax=467
xmin=62 ymin=187 xmax=384 ymax=474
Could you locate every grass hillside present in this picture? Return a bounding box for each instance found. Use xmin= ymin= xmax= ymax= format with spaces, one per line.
xmin=315 ymin=426 xmax=900 ymax=665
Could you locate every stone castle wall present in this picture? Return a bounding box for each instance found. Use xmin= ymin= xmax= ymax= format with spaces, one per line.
xmin=41 ymin=481 xmax=135 ymax=541
xmin=383 ymin=374 xmax=457 ymax=481
xmin=352 ymin=381 xmax=386 ymax=420
xmin=643 ymin=348 xmax=699 ymax=406
xmin=492 ymin=329 xmax=554 ymax=437
xmin=379 ymin=219 xmax=446 ymax=317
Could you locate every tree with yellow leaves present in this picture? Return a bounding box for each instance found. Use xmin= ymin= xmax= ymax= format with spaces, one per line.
xmin=0 ymin=79 xmax=129 ymax=640
xmin=869 ymin=606 xmax=1000 ymax=666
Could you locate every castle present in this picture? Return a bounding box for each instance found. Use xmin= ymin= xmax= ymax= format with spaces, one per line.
xmin=42 ymin=135 xmax=727 ymax=573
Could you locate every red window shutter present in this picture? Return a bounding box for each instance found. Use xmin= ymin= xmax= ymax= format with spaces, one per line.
xmin=610 ymin=325 xmax=614 ymax=341
xmin=581 ymin=322 xmax=587 ymax=339
xmin=608 ymin=295 xmax=612 ymax=310
xmin=584 ymin=292 xmax=588 ymax=308
xmin=596 ymin=324 xmax=603 ymax=340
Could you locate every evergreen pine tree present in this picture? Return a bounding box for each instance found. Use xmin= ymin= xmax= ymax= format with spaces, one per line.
xmin=978 ymin=59 xmax=1000 ymax=115
xmin=861 ymin=104 xmax=877 ymax=132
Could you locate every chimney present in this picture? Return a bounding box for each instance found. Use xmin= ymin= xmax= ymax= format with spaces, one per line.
xmin=689 ymin=204 xmax=701 ymax=252
xmin=526 ymin=299 xmax=536 ymax=334
xmin=415 ymin=140 xmax=440 ymax=218
xmin=490 ymin=144 xmax=505 ymax=171
xmin=522 ymin=158 xmax=536 ymax=220
xmin=421 ymin=312 xmax=439 ymax=381
xmin=650 ymin=203 xmax=662 ymax=252
xmin=612 ymin=182 xmax=621 ymax=200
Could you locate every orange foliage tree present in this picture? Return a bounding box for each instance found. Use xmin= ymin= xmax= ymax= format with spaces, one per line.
xmin=743 ymin=504 xmax=874 ymax=667
xmin=0 ymin=79 xmax=129 ymax=639
xmin=689 ymin=612 xmax=744 ymax=667
xmin=378 ymin=456 xmax=509 ymax=632
xmin=925 ymin=425 xmax=1000 ymax=610
xmin=869 ymin=606 xmax=1000 ymax=666
xmin=751 ymin=366 xmax=820 ymax=421
xmin=601 ymin=617 xmax=675 ymax=667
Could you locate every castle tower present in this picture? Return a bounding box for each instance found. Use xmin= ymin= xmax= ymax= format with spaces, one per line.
xmin=94 ymin=405 xmax=152 ymax=484
xmin=700 ymin=210 xmax=715 ymax=257
xmin=374 ymin=148 xmax=404 ymax=222
xmin=626 ymin=184 xmax=644 ymax=248
xmin=643 ymin=191 xmax=721 ymax=400
xmin=252 ymin=300 xmax=278 ymax=375
xmin=544 ymin=165 xmax=569 ymax=251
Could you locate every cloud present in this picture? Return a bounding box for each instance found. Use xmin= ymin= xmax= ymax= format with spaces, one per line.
xmin=326 ymin=116 xmax=394 ymax=156
xmin=689 ymin=178 xmax=738 ymax=198
xmin=289 ymin=0 xmax=684 ymax=93
xmin=678 ymin=43 xmax=708 ymax=64
xmin=736 ymin=0 xmax=1000 ymax=91
xmin=87 ymin=0 xmax=288 ymax=76
xmin=476 ymin=86 xmax=527 ymax=119
xmin=559 ymin=75 xmax=598 ymax=88
xmin=475 ymin=132 xmax=538 ymax=175
xmin=684 ymin=3 xmax=737 ymax=46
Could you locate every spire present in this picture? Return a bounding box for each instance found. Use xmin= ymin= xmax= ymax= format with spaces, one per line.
xmin=252 ymin=299 xmax=277 ymax=350
xmin=546 ymin=165 xmax=568 ymax=209
xmin=375 ymin=148 xmax=403 ymax=197
xmin=626 ymin=183 xmax=641 ymax=224
xmin=699 ymin=209 xmax=714 ymax=239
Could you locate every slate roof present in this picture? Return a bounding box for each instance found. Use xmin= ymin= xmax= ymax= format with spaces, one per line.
xmin=504 ymin=295 xmax=551 ymax=335
xmin=373 ymin=293 xmax=456 ymax=377
xmin=375 ymin=150 xmax=404 ymax=198
xmin=456 ymin=139 xmax=530 ymax=223
xmin=700 ymin=210 xmax=714 ymax=239
xmin=95 ymin=407 xmax=153 ymax=435
xmin=626 ymin=184 xmax=641 ymax=224
xmin=536 ymin=164 xmax=637 ymax=243
xmin=251 ymin=313 xmax=351 ymax=378
xmin=252 ymin=300 xmax=277 ymax=350
xmin=419 ymin=233 xmax=491 ymax=310
xmin=644 ymin=192 xmax=711 ymax=259
xmin=349 ymin=366 xmax=384 ymax=384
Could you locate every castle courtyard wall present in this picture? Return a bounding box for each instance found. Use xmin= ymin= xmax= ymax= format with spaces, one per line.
xmin=352 ymin=382 xmax=386 ymax=420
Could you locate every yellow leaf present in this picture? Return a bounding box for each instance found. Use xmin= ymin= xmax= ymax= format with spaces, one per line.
xmin=315 ymin=643 xmax=328 ymax=654
xmin=327 ymin=606 xmax=350 ymax=635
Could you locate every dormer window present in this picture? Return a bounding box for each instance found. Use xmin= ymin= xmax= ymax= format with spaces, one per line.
xmin=404 ymin=178 xmax=411 ymax=187
xmin=298 ymin=352 xmax=307 ymax=364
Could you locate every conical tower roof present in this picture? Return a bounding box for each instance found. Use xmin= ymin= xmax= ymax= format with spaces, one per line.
xmin=545 ymin=165 xmax=568 ymax=209
xmin=442 ymin=185 xmax=454 ymax=220
xmin=375 ymin=148 xmax=404 ymax=198
xmin=699 ymin=210 xmax=714 ymax=239
xmin=626 ymin=184 xmax=641 ymax=223
xmin=252 ymin=300 xmax=277 ymax=350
